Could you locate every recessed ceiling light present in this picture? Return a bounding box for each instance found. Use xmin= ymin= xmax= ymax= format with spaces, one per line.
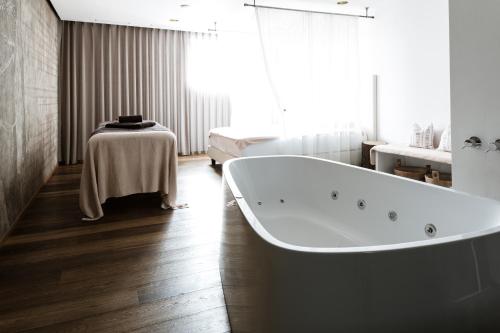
xmin=337 ymin=1 xmax=349 ymax=4
xmin=180 ymin=4 xmax=190 ymax=8
xmin=170 ymin=19 xmax=179 ymax=22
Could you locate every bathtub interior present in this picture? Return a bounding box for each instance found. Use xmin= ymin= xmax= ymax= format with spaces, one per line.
xmin=226 ymin=156 xmax=500 ymax=248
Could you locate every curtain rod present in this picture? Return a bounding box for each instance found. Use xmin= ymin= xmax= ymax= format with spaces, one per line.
xmin=243 ymin=3 xmax=375 ymax=19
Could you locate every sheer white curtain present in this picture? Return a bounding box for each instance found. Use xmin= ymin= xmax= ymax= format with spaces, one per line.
xmin=221 ymin=33 xmax=281 ymax=132
xmin=186 ymin=33 xmax=232 ymax=154
xmin=255 ymin=7 xmax=364 ymax=163
xmin=187 ymin=32 xmax=279 ymax=132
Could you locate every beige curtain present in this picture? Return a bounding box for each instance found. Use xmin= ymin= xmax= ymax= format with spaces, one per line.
xmin=60 ymin=22 xmax=230 ymax=164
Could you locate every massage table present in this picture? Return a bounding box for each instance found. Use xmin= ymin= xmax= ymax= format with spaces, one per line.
xmin=79 ymin=122 xmax=178 ymax=221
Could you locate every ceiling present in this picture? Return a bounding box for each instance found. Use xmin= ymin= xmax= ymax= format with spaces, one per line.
xmin=50 ymin=0 xmax=374 ymax=33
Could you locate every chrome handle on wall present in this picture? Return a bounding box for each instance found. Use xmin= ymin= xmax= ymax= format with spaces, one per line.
xmin=486 ymin=139 xmax=500 ymax=153
xmin=462 ymin=136 xmax=482 ymax=149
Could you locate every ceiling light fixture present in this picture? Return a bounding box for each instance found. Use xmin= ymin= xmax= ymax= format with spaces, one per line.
xmin=180 ymin=4 xmax=190 ymax=8
xmin=337 ymin=1 xmax=349 ymax=4
xmin=169 ymin=18 xmax=179 ymax=22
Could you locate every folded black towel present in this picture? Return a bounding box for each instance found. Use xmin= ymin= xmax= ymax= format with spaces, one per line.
xmin=119 ymin=115 xmax=143 ymax=123
xmin=105 ymin=121 xmax=156 ymax=129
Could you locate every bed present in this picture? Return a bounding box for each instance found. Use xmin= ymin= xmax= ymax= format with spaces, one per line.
xmin=79 ymin=121 xmax=178 ymax=221
xmin=208 ymin=127 xmax=281 ymax=164
xmin=208 ymin=126 xmax=366 ymax=165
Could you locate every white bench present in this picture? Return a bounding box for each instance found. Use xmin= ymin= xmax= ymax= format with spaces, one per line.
xmin=370 ymin=144 xmax=452 ymax=174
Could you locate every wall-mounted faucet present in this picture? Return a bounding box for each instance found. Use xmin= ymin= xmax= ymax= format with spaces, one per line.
xmin=486 ymin=139 xmax=500 ymax=153
xmin=462 ymin=136 xmax=482 ymax=149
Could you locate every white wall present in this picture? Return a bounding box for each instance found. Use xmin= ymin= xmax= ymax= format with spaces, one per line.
xmin=449 ymin=0 xmax=500 ymax=200
xmin=374 ymin=0 xmax=450 ymax=146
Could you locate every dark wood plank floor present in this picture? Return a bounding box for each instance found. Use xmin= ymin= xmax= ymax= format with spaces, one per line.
xmin=0 ymin=156 xmax=231 ymax=333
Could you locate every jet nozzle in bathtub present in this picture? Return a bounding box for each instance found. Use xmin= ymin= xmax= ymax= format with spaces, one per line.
xmin=425 ymin=224 xmax=437 ymax=237
xmin=357 ymin=199 xmax=367 ymax=210
xmin=388 ymin=211 xmax=398 ymax=222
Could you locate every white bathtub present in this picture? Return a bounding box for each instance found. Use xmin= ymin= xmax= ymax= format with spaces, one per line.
xmin=220 ymin=156 xmax=500 ymax=333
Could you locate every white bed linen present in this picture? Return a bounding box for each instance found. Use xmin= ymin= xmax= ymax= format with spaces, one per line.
xmin=208 ymin=127 xmax=280 ymax=157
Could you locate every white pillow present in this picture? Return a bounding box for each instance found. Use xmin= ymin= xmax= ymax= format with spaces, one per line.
xmin=410 ymin=123 xmax=434 ymax=149
xmin=437 ymin=125 xmax=452 ymax=152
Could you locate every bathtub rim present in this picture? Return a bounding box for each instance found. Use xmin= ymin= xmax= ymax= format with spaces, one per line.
xmin=223 ymin=155 xmax=500 ymax=254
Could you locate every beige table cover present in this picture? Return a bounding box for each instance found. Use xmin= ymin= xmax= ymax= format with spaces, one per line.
xmin=80 ymin=131 xmax=177 ymax=221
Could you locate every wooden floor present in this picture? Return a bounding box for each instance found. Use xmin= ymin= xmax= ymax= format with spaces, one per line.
xmin=0 ymin=156 xmax=231 ymax=332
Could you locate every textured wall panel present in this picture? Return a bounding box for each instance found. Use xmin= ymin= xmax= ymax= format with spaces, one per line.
xmin=0 ymin=0 xmax=61 ymax=240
